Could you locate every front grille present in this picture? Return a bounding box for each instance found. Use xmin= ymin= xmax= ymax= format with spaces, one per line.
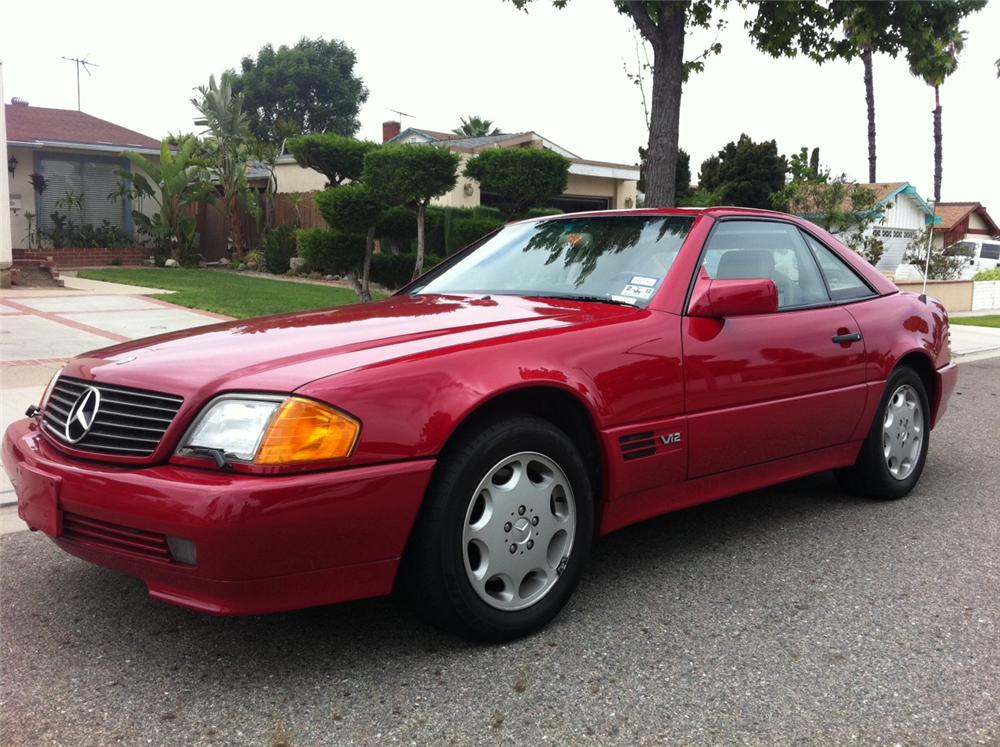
xmin=42 ymin=376 xmax=184 ymax=457
xmin=62 ymin=511 xmax=172 ymax=562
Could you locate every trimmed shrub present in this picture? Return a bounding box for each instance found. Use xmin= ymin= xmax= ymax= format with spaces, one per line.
xmin=263 ymin=225 xmax=298 ymax=274
xmin=973 ymin=267 xmax=1000 ymax=281
xmin=452 ymin=216 xmax=504 ymax=251
xmin=377 ymin=206 xmax=417 ymax=246
xmin=523 ymin=207 xmax=564 ymax=219
xmin=372 ymin=253 xmax=444 ymax=289
xmin=296 ymin=228 xmax=365 ymax=274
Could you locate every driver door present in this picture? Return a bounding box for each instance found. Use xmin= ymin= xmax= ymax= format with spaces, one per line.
xmin=682 ymin=219 xmax=868 ymax=478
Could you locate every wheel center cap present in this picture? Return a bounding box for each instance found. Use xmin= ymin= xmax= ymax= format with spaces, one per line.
xmin=512 ymin=517 xmax=531 ymax=544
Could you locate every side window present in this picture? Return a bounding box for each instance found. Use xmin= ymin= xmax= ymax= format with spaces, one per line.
xmin=701 ymin=221 xmax=830 ymax=310
xmin=802 ymin=232 xmax=876 ymax=301
xmin=980 ymin=243 xmax=1000 ymax=261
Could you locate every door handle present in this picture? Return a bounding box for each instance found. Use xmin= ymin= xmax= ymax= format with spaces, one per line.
xmin=832 ymin=331 xmax=862 ymax=344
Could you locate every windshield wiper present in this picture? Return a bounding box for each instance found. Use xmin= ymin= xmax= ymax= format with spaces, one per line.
xmin=530 ymin=293 xmax=637 ymax=308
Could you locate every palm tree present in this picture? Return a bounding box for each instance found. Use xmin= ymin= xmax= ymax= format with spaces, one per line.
xmin=909 ymin=29 xmax=965 ymax=203
xmin=452 ymin=115 xmax=500 ymax=137
xmin=192 ymin=73 xmax=254 ymax=259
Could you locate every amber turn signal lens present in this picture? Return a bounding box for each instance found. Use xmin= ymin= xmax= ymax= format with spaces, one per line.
xmin=255 ymin=398 xmax=360 ymax=465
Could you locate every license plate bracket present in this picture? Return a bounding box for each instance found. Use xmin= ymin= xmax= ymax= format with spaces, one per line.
xmin=16 ymin=464 xmax=62 ymax=537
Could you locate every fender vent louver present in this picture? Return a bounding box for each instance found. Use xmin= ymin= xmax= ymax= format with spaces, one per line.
xmin=619 ymin=431 xmax=656 ymax=461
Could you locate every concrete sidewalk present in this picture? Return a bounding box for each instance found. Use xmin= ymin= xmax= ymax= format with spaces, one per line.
xmin=1 ymin=279 xmax=232 ymax=518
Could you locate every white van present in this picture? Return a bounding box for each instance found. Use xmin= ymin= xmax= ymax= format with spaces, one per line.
xmin=952 ymin=240 xmax=1000 ymax=279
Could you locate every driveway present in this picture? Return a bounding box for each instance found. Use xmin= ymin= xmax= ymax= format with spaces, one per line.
xmin=1 ymin=357 xmax=997 ymax=745
xmin=0 ymin=276 xmax=230 ymax=510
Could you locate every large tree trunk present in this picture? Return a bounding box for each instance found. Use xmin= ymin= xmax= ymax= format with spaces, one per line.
xmin=360 ymin=225 xmax=374 ymax=303
xmin=628 ymin=2 xmax=686 ymax=208
xmin=932 ymin=84 xmax=942 ymax=203
xmin=862 ymin=45 xmax=876 ymax=184
xmin=413 ymin=201 xmax=426 ymax=279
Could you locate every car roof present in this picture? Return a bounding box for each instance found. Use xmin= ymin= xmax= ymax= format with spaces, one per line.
xmin=509 ymin=206 xmax=802 ymax=225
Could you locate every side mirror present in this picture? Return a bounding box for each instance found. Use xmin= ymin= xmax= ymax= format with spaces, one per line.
xmin=688 ymin=277 xmax=779 ymax=318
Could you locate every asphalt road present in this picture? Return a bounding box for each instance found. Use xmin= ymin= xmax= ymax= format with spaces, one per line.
xmin=2 ymin=358 xmax=998 ymax=746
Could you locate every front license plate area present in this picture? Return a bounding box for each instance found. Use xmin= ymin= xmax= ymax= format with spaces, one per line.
xmin=16 ymin=464 xmax=62 ymax=537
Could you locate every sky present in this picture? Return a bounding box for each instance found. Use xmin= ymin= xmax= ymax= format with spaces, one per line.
xmin=2 ymin=0 xmax=999 ymax=211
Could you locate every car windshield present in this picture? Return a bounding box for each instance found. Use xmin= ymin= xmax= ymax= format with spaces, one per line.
xmin=410 ymin=214 xmax=695 ymax=307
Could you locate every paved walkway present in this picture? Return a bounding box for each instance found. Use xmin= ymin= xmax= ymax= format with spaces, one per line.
xmin=1 ymin=277 xmax=232 ymax=518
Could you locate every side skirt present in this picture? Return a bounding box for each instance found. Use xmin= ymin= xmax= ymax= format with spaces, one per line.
xmin=597 ymin=440 xmax=864 ymax=536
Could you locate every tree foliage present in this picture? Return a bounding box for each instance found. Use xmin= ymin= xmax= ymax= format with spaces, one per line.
xmin=362 ymin=144 xmax=460 ymax=278
xmin=903 ymin=229 xmax=970 ymax=280
xmin=772 ymin=158 xmax=886 ymax=266
xmin=453 ymin=115 xmax=500 ymax=137
xmin=286 ymin=134 xmax=375 ymax=187
xmin=230 ymin=37 xmax=369 ymax=144
xmin=192 ymin=73 xmax=255 ymax=259
xmin=696 ymin=134 xmax=786 ymax=210
xmin=120 ymin=138 xmax=214 ymax=261
xmin=463 ymin=148 xmax=569 ymax=219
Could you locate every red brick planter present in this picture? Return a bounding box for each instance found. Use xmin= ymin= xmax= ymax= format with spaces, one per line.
xmin=13 ymin=247 xmax=149 ymax=267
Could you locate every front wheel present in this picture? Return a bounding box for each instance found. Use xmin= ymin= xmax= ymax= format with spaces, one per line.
xmin=401 ymin=415 xmax=594 ymax=642
xmin=835 ymin=366 xmax=930 ymax=500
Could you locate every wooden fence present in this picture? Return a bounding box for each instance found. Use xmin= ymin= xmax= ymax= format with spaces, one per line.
xmin=196 ymin=191 xmax=327 ymax=261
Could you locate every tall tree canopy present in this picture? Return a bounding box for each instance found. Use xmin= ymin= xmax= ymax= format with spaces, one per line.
xmin=749 ymin=1 xmax=985 ymax=184
xmin=453 ymin=116 xmax=501 ymax=137
xmin=697 ymin=135 xmax=786 ymax=210
xmin=509 ymin=1 xmax=844 ymax=209
xmin=230 ymin=37 xmax=369 ymax=144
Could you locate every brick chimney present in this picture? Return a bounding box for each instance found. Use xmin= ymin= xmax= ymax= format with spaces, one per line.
xmin=382 ymin=120 xmax=401 ymax=142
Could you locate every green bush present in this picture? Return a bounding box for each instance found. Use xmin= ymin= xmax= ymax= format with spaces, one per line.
xmin=371 ymin=253 xmax=444 ymax=289
xmin=296 ymin=228 xmax=365 ymax=275
xmin=263 ymin=225 xmax=298 ymax=274
xmin=973 ymin=267 xmax=1000 ymax=281
xmin=523 ymin=207 xmax=563 ymax=219
xmin=424 ymin=206 xmax=504 ymax=254
xmin=452 ymin=216 xmax=504 ymax=250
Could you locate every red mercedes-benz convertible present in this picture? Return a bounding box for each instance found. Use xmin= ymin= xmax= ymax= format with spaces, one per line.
xmin=4 ymin=208 xmax=957 ymax=640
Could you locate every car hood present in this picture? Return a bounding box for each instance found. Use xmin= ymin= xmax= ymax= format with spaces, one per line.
xmin=66 ymin=294 xmax=638 ymax=400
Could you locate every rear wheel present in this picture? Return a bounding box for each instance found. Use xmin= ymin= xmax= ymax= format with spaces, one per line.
xmin=401 ymin=415 xmax=593 ymax=641
xmin=835 ymin=366 xmax=930 ymax=500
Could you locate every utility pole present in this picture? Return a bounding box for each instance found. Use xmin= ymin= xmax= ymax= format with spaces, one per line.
xmin=61 ymin=55 xmax=99 ymax=111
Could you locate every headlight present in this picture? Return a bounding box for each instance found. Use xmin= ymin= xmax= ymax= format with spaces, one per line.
xmin=178 ymin=395 xmax=360 ymax=465
xmin=40 ymin=367 xmax=64 ymax=409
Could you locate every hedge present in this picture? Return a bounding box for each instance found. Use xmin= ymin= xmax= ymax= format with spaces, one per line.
xmin=296 ymin=229 xmax=365 ymax=274
xmin=372 ymin=253 xmax=444 ymax=289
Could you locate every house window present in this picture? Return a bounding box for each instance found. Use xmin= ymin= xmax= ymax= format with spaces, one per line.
xmin=35 ymin=154 xmax=130 ymax=235
xmin=980 ymin=243 xmax=1000 ymax=260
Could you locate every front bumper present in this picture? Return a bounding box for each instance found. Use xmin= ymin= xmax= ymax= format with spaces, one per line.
xmin=933 ymin=361 xmax=959 ymax=428
xmin=3 ymin=418 xmax=435 ymax=615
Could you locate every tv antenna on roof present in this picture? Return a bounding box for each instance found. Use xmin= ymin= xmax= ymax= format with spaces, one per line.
xmin=62 ymin=55 xmax=99 ymax=111
xmin=389 ymin=108 xmax=414 ymax=128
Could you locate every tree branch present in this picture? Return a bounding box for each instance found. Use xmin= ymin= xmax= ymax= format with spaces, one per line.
xmin=625 ymin=1 xmax=662 ymax=44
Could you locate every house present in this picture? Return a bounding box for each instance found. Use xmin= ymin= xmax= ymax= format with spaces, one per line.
xmin=5 ymin=100 xmax=159 ymax=260
xmin=382 ymin=122 xmax=639 ymax=213
xmin=269 ymin=123 xmax=640 ymax=212
xmin=931 ymin=202 xmax=1000 ymax=250
xmin=797 ymin=181 xmax=937 ymax=275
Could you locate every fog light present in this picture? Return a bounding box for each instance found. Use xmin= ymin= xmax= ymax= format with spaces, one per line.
xmin=166 ymin=536 xmax=197 ymax=565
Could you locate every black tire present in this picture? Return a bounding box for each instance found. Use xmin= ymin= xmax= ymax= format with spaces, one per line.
xmin=835 ymin=366 xmax=931 ymax=500
xmin=400 ymin=414 xmax=594 ymax=642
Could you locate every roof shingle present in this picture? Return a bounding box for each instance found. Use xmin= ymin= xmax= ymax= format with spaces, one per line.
xmin=5 ymin=104 xmax=159 ymax=150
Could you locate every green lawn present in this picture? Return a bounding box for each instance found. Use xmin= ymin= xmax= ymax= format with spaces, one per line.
xmin=78 ymin=268 xmax=363 ymax=319
xmin=950 ymin=315 xmax=1000 ymax=328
